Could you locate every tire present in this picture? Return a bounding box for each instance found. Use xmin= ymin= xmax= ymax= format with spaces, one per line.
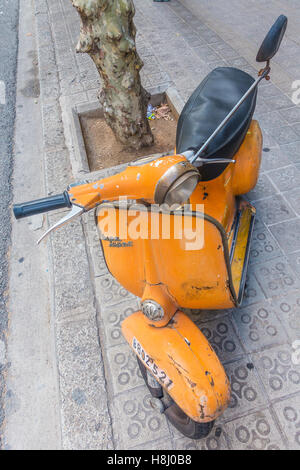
xmin=137 ymin=358 xmax=214 ymax=439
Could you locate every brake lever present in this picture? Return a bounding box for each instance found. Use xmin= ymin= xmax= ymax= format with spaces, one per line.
xmin=37 ymin=204 xmax=84 ymax=245
xmin=181 ymin=151 xmax=235 ymax=166
xmin=195 ymin=157 xmax=236 ymax=165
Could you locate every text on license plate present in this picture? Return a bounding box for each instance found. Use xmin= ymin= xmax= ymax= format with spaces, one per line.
xmin=132 ymin=337 xmax=174 ymax=390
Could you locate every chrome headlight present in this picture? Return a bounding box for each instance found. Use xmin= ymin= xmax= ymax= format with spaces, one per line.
xmin=154 ymin=161 xmax=199 ymax=206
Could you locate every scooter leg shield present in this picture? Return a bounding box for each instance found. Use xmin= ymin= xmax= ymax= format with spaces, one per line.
xmin=122 ymin=310 xmax=231 ymax=422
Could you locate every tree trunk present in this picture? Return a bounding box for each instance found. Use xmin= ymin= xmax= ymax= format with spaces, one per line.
xmin=71 ymin=0 xmax=154 ymax=149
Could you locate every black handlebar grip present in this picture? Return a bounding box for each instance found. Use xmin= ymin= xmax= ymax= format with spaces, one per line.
xmin=13 ymin=191 xmax=72 ymax=220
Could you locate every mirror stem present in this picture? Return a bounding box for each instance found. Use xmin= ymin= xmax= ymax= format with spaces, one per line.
xmin=189 ymin=63 xmax=271 ymax=165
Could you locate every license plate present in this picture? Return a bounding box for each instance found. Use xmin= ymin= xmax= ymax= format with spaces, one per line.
xmin=132 ymin=337 xmax=173 ymax=390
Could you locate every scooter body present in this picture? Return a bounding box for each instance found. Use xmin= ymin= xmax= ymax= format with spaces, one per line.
xmin=94 ymin=119 xmax=261 ymax=423
xmin=98 ymin=120 xmax=262 ymax=311
xmin=13 ymin=15 xmax=288 ymax=438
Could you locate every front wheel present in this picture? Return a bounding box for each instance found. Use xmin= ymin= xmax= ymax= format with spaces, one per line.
xmin=137 ymin=358 xmax=214 ymax=439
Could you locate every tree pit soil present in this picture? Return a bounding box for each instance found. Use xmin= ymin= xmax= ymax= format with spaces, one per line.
xmin=80 ymin=107 xmax=177 ymax=172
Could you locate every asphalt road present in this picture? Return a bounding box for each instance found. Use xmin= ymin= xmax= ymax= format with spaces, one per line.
xmin=0 ymin=0 xmax=19 ymax=446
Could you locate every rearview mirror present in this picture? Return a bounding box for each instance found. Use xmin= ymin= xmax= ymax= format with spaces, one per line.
xmin=256 ymin=15 xmax=288 ymax=63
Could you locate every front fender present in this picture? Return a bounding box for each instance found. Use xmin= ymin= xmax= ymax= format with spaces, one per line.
xmin=122 ymin=311 xmax=231 ymax=422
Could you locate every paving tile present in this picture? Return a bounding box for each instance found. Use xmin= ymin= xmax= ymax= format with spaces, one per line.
xmin=280 ymin=188 xmax=300 ymax=216
xmin=111 ymin=390 xmax=170 ymax=449
xmin=98 ymin=299 xmax=140 ymax=349
xmin=268 ymin=125 xmax=300 ymax=146
xmin=261 ymin=129 xmax=281 ymax=150
xmin=270 ymin=219 xmax=300 ymax=254
xmin=273 ymin=395 xmax=300 ymax=449
xmin=247 ymin=173 xmax=276 ymax=201
xmin=279 ymin=106 xmax=300 ymax=124
xmin=241 ymin=268 xmax=266 ymax=307
xmin=232 ymin=300 xmax=288 ymax=353
xmin=280 ymin=142 xmax=300 ymax=164
xmin=222 ymin=358 xmax=268 ymax=422
xmin=272 ymin=291 xmax=300 ymax=343
xmin=258 ymin=111 xmax=288 ymax=135
xmin=223 ymin=409 xmax=285 ymax=450
xmin=251 ymin=345 xmax=300 ymax=401
xmin=260 ymin=147 xmax=291 ymax=172
xmin=106 ymin=344 xmax=144 ymax=395
xmin=287 ymin=251 xmax=300 ymax=276
xmin=212 ymin=43 xmax=240 ymax=60
xmin=197 ymin=316 xmax=244 ymax=362
xmin=259 ymin=83 xmax=285 ymax=99
xmin=263 ymin=94 xmax=295 ymax=111
xmin=267 ymin=165 xmax=300 ymax=192
xmin=248 ymin=223 xmax=282 ymax=266
xmin=94 ymin=274 xmax=136 ymax=307
xmin=192 ymin=45 xmax=222 ymax=63
xmin=222 ymin=56 xmax=248 ymax=69
xmin=252 ymin=257 xmax=300 ymax=298
xmin=183 ymin=307 xmax=232 ymax=324
xmin=254 ymin=195 xmax=296 ymax=225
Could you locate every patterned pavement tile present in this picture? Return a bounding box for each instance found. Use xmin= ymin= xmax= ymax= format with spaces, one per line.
xmin=273 ymin=395 xmax=300 ymax=449
xmin=251 ymin=345 xmax=300 ymax=401
xmin=267 ymin=165 xmax=300 ymax=193
xmin=111 ymin=390 xmax=170 ymax=449
xmin=260 ymin=147 xmax=291 ymax=172
xmin=247 ymin=173 xmax=276 ymax=202
xmin=94 ymin=274 xmax=137 ymax=307
xmin=197 ymin=316 xmax=245 ymax=362
xmin=280 ymin=142 xmax=300 ymax=165
xmin=253 ymin=195 xmax=296 ymax=225
xmin=232 ymin=300 xmax=288 ymax=353
xmin=249 ymin=223 xmax=282 ymax=265
xmin=241 ymin=268 xmax=266 ymax=307
xmin=99 ymin=300 xmax=140 ymax=349
xmin=221 ymin=358 xmax=268 ymax=422
xmin=272 ymin=291 xmax=300 ymax=343
xmin=283 ymin=188 xmax=300 ymax=216
xmin=287 ymin=251 xmax=300 ymax=277
xmin=270 ymin=219 xmax=300 ymax=254
xmin=223 ymin=409 xmax=285 ymax=450
xmin=279 ymin=106 xmax=300 ymax=124
xmin=183 ymin=307 xmax=233 ymax=324
xmin=268 ymin=125 xmax=300 ymax=146
xmin=106 ymin=344 xmax=144 ymax=395
xmin=252 ymin=257 xmax=300 ymax=298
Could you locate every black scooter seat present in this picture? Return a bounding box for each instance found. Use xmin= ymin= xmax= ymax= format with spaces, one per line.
xmin=176 ymin=67 xmax=257 ymax=181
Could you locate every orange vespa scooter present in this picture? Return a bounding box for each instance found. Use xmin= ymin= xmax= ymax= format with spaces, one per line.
xmin=13 ymin=16 xmax=287 ymax=439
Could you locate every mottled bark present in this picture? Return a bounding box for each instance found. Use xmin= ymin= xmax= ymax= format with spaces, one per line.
xmin=71 ymin=0 xmax=154 ymax=149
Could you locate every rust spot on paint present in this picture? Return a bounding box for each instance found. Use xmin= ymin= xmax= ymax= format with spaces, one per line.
xmin=167 ymin=355 xmax=189 ymax=374
xmin=191 ymin=285 xmax=215 ymax=291
xmin=199 ymin=404 xmax=205 ymax=420
xmin=205 ymin=371 xmax=215 ymax=387
xmin=185 ymin=376 xmax=197 ymax=388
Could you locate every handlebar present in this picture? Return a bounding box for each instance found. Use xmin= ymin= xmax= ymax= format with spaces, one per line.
xmin=13 ymin=191 xmax=72 ymax=220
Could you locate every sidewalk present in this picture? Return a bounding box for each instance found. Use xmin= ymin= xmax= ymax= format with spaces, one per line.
xmin=5 ymin=0 xmax=300 ymax=449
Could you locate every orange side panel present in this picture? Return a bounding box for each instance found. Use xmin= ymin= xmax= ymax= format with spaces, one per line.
xmin=232 ymin=120 xmax=262 ymax=195
xmin=97 ymin=208 xmax=235 ymax=310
